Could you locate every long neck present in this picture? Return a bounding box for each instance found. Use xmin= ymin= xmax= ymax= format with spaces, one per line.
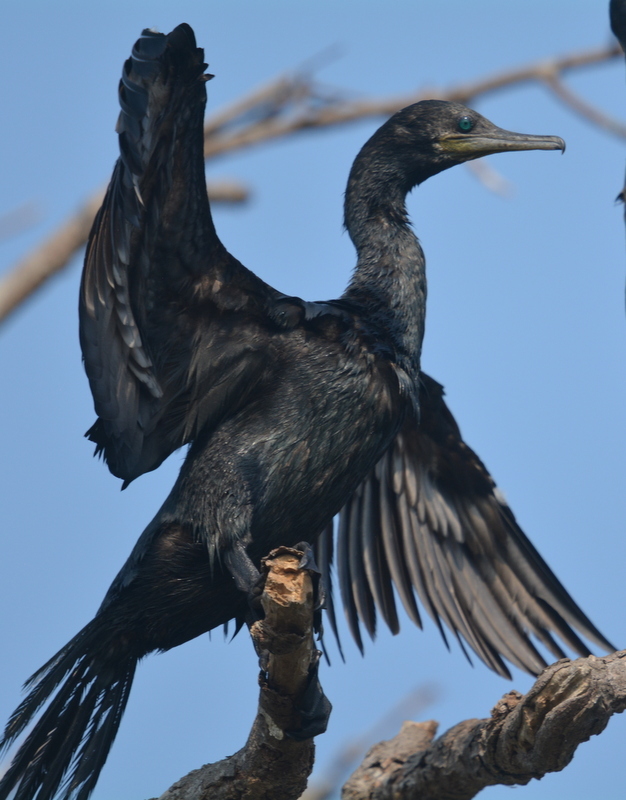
xmin=342 ymin=154 xmax=426 ymax=381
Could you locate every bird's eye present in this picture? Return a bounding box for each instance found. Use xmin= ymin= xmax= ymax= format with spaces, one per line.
xmin=457 ymin=116 xmax=474 ymax=132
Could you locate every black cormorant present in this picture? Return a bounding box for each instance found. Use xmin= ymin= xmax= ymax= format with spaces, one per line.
xmin=0 ymin=23 xmax=612 ymax=800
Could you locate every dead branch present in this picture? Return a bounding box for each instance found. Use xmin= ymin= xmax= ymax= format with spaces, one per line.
xmin=0 ymin=41 xmax=621 ymax=326
xmin=152 ymin=547 xmax=325 ymax=800
xmin=144 ymin=623 xmax=625 ymax=800
xmin=466 ymin=160 xmax=512 ymax=196
xmin=541 ymin=70 xmax=626 ymax=138
xmin=202 ymin=180 xmax=251 ymax=204
xmin=342 ymin=650 xmax=626 ymax=800
xmin=0 ymin=192 xmax=104 ymax=323
xmin=0 ymin=203 xmax=41 ymax=243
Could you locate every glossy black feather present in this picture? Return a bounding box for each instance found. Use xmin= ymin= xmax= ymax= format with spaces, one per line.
xmin=611 ymin=0 xmax=626 ymax=51
xmin=322 ymin=375 xmax=614 ymax=678
xmin=80 ymin=24 xmax=293 ymax=485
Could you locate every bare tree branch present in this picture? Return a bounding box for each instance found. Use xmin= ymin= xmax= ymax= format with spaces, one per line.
xmin=542 ymin=70 xmax=626 ymax=138
xmin=203 ymin=43 xmax=623 ymax=160
xmin=466 ymin=160 xmax=513 ymax=196
xmin=0 ymin=192 xmax=105 ymax=323
xmin=139 ymin=574 xmax=625 ymax=800
xmin=0 ymin=42 xmax=621 ymax=326
xmin=152 ymin=547 xmax=325 ymax=800
xmin=0 ymin=203 xmax=41 ymax=243
xmin=442 ymin=42 xmax=622 ymax=102
xmin=203 ymin=181 xmax=251 ymax=204
xmin=342 ymin=650 xmax=626 ymax=800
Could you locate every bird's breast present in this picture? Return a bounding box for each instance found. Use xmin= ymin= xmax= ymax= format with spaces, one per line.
xmin=240 ymin=340 xmax=407 ymax=552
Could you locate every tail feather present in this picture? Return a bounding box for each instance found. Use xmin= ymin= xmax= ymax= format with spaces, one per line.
xmin=2 ymin=630 xmax=94 ymax=748
xmin=68 ymin=668 xmax=136 ymax=799
xmin=0 ymin=622 xmax=137 ymax=800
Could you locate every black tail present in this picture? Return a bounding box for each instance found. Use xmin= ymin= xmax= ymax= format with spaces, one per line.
xmin=0 ymin=619 xmax=137 ymax=800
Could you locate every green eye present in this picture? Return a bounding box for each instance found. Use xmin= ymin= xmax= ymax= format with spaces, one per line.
xmin=458 ymin=116 xmax=473 ymax=132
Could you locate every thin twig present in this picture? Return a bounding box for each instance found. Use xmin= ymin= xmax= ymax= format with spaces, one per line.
xmin=0 ymin=191 xmax=105 ymax=322
xmin=203 ymin=76 xmax=310 ymax=142
xmin=203 ymin=42 xmax=623 ymax=161
xmin=542 ymin=70 xmax=626 ymax=138
xmin=466 ymin=160 xmax=513 ymax=196
xmin=443 ymin=42 xmax=623 ymax=102
xmin=301 ymin=684 xmax=439 ymax=800
xmin=0 ymin=203 xmax=41 ymax=243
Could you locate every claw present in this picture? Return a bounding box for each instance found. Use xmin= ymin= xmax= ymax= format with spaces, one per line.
xmin=286 ymin=653 xmax=333 ymax=740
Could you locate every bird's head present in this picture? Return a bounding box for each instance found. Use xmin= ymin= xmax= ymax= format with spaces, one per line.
xmin=360 ymin=99 xmax=565 ymax=190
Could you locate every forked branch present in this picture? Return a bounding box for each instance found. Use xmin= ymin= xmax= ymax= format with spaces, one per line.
xmin=147 ymin=576 xmax=625 ymax=800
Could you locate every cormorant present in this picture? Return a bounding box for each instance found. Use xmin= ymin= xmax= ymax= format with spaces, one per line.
xmin=0 ymin=23 xmax=613 ymax=800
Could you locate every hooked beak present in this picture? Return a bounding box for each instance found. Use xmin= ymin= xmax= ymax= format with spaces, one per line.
xmin=439 ymin=127 xmax=565 ymax=159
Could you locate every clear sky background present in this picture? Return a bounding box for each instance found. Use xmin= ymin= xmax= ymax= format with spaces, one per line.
xmin=1 ymin=1 xmax=625 ymax=798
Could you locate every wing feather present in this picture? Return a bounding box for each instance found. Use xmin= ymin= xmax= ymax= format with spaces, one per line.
xmin=336 ymin=501 xmax=363 ymax=652
xmin=348 ymin=480 xmax=377 ymax=637
xmin=333 ymin=372 xmax=613 ymax=676
xmin=80 ymin=25 xmax=296 ymax=485
xmin=362 ymin=477 xmax=400 ymax=634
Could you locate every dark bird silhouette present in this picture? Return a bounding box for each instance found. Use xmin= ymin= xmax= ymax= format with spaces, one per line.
xmin=611 ymin=0 xmax=626 ymax=54
xmin=610 ymin=0 xmax=626 ymax=263
xmin=0 ymin=23 xmax=613 ymax=800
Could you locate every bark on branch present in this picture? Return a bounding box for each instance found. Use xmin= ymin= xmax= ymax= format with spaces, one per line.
xmin=152 ymin=547 xmax=324 ymax=800
xmin=342 ymin=650 xmax=626 ymax=800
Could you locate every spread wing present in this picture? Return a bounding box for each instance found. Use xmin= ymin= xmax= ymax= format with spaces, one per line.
xmin=80 ymin=25 xmax=294 ymax=486
xmin=319 ymin=373 xmax=613 ymax=678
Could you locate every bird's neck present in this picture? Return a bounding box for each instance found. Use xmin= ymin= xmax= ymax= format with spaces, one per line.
xmin=343 ymin=173 xmax=426 ymax=381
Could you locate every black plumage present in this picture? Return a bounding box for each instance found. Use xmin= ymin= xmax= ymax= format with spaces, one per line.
xmin=611 ymin=0 xmax=626 ymax=53
xmin=0 ymin=23 xmax=613 ymax=800
xmin=610 ymin=0 xmax=626 ymax=227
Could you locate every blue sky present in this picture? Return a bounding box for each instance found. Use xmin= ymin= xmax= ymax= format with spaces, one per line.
xmin=1 ymin=1 xmax=625 ymax=798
